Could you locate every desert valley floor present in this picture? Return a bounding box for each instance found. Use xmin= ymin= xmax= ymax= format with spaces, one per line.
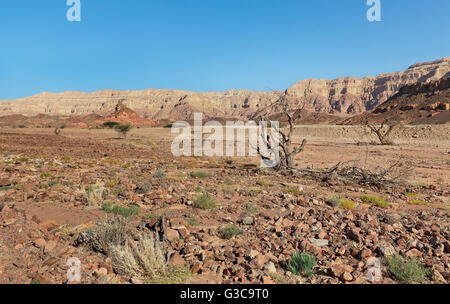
xmin=0 ymin=125 xmax=449 ymax=284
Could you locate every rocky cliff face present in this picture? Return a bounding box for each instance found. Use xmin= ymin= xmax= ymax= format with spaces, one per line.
xmin=0 ymin=57 xmax=448 ymax=120
xmin=286 ymin=57 xmax=450 ymax=114
xmin=340 ymin=77 xmax=450 ymax=125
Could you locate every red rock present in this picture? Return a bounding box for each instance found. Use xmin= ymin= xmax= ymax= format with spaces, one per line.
xmin=0 ymin=178 xmax=11 ymax=187
xmin=190 ymin=262 xmax=202 ymax=274
xmin=358 ymin=249 xmax=372 ymax=259
xmin=98 ymin=267 xmax=108 ymax=275
xmin=341 ymin=272 xmax=353 ymax=282
xmin=443 ymin=241 xmax=450 ymax=253
xmin=169 ymin=252 xmax=186 ymax=266
xmin=166 ymin=228 xmax=180 ymax=241
xmin=33 ymin=238 xmax=46 ymax=248
xmin=347 ymin=229 xmax=362 ymax=243
xmin=44 ymin=240 xmax=57 ymax=253
xmin=262 ymin=276 xmax=275 ymax=284
xmin=177 ymin=227 xmax=189 ymax=238
xmin=405 ymin=248 xmax=422 ymax=257
xmin=256 ymin=254 xmax=267 ymax=267
xmin=39 ymin=220 xmax=59 ymax=232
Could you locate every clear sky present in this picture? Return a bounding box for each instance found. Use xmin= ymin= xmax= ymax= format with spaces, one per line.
xmin=1 ymin=0 xmax=449 ymax=100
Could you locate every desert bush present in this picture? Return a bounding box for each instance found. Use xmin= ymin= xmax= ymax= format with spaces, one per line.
xmin=186 ymin=217 xmax=199 ymax=227
xmin=154 ymin=169 xmax=167 ymax=179
xmin=194 ymin=186 xmax=203 ymax=192
xmin=219 ymin=225 xmax=243 ymax=239
xmin=114 ymin=124 xmax=132 ymax=138
xmin=360 ymin=195 xmax=390 ymax=208
xmin=109 ymin=232 xmax=168 ymax=280
xmin=77 ymin=216 xmax=133 ymax=254
xmin=256 ymin=180 xmax=275 ymax=187
xmin=47 ymin=180 xmax=59 ymax=188
xmin=221 ymin=179 xmax=236 ymax=186
xmin=109 ymin=186 xmax=124 ymax=196
xmin=385 ymin=255 xmax=430 ymax=283
xmin=103 ymin=121 xmax=120 ymax=129
xmin=281 ymin=188 xmax=303 ymax=195
xmin=246 ymin=203 xmax=258 ymax=214
xmin=102 ymin=202 xmax=140 ymax=218
xmin=146 ymin=265 xmax=191 ymax=284
xmin=326 ymin=197 xmax=342 ymax=207
xmin=405 ymin=192 xmax=418 ymax=198
xmin=288 ymin=252 xmax=316 ymax=277
xmin=408 ymin=200 xmax=429 ymax=206
xmin=193 ymin=193 xmax=216 ymax=210
xmin=190 ymin=171 xmax=211 ymax=178
xmin=0 ymin=186 xmax=15 ymax=191
xmin=85 ymin=184 xmax=105 ymax=207
xmin=339 ymin=199 xmax=356 ymax=210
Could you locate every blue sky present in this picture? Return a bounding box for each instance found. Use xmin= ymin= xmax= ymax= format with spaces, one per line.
xmin=1 ymin=0 xmax=449 ymax=100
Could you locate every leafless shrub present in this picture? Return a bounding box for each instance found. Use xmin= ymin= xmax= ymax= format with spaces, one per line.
xmin=256 ymin=92 xmax=307 ymax=172
xmin=363 ymin=118 xmax=397 ymax=145
xmin=296 ymin=157 xmax=412 ymax=188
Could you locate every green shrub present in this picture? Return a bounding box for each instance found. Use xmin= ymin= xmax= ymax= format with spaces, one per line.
xmin=219 ymin=225 xmax=243 ymax=239
xmin=16 ymin=157 xmax=30 ymax=163
xmin=385 ymin=255 xmax=431 ymax=283
xmin=246 ymin=203 xmax=258 ymax=214
xmin=102 ymin=202 xmax=140 ymax=218
xmin=154 ymin=169 xmax=167 ymax=179
xmin=114 ymin=124 xmax=132 ymax=138
xmin=47 ymin=180 xmax=59 ymax=187
xmin=221 ymin=179 xmax=236 ymax=186
xmin=288 ymin=252 xmax=316 ymax=277
xmin=103 ymin=121 xmax=120 ymax=129
xmin=326 ymin=198 xmax=341 ymax=207
xmin=0 ymin=186 xmax=15 ymax=191
xmin=281 ymin=188 xmax=303 ymax=195
xmin=190 ymin=171 xmax=211 ymax=179
xmin=360 ymin=195 xmax=390 ymax=208
xmin=256 ymin=180 xmax=274 ymax=187
xmin=339 ymin=199 xmax=355 ymax=210
xmin=186 ymin=217 xmax=199 ymax=227
xmin=193 ymin=193 xmax=216 ymax=210
xmin=408 ymin=200 xmax=429 ymax=206
xmin=405 ymin=192 xmax=418 ymax=198
xmin=40 ymin=172 xmax=52 ymax=178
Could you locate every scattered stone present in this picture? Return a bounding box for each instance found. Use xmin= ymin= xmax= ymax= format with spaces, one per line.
xmin=309 ymin=238 xmax=329 ymax=248
xmin=377 ymin=241 xmax=396 ymax=257
xmin=241 ymin=217 xmax=254 ymax=225
xmin=263 ymin=262 xmax=277 ymax=274
xmin=166 ymin=228 xmax=180 ymax=241
xmin=33 ymin=238 xmax=46 ymax=248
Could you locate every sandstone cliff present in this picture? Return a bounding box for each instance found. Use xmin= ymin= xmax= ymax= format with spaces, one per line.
xmin=286 ymin=57 xmax=450 ymax=114
xmin=341 ymin=77 xmax=450 ymax=125
xmin=0 ymin=57 xmax=448 ymax=120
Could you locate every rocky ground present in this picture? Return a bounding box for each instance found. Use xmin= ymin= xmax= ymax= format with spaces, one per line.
xmin=0 ymin=128 xmax=449 ymax=284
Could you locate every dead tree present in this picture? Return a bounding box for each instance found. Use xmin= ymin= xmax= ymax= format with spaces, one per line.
xmin=256 ymin=92 xmax=307 ymax=171
xmin=363 ymin=118 xmax=397 ymax=145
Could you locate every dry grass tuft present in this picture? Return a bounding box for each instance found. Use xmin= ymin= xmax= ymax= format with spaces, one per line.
xmin=110 ymin=232 xmax=168 ymax=279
